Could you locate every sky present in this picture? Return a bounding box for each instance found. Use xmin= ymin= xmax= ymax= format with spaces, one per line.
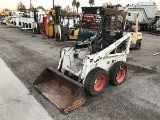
xmin=0 ymin=0 xmax=160 ymax=11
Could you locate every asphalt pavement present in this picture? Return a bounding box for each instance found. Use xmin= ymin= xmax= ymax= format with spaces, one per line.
xmin=0 ymin=24 xmax=160 ymax=120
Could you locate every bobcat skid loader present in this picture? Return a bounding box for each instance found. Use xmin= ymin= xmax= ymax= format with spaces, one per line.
xmin=33 ymin=7 xmax=132 ymax=113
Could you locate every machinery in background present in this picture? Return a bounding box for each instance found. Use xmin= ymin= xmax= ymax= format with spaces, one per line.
xmin=33 ymin=7 xmax=132 ymax=113
xmin=0 ymin=11 xmax=8 ymax=17
xmin=32 ymin=11 xmax=41 ymax=34
xmin=40 ymin=7 xmax=60 ymax=39
xmin=60 ymin=15 xmax=80 ymax=41
xmin=148 ymin=14 xmax=160 ymax=34
xmin=126 ymin=11 xmax=142 ymax=50
xmin=119 ymin=1 xmax=160 ymax=31
xmin=40 ymin=15 xmax=49 ymax=35
xmin=1 ymin=16 xmax=12 ymax=25
xmin=54 ymin=6 xmax=62 ymax=41
xmin=45 ymin=9 xmax=55 ymax=38
xmin=19 ymin=12 xmax=35 ymax=30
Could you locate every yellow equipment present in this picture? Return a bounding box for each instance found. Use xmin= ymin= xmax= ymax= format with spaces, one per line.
xmin=61 ymin=27 xmax=79 ymax=41
xmin=127 ymin=11 xmax=142 ymax=50
xmin=61 ymin=17 xmax=80 ymax=41
xmin=46 ymin=20 xmax=55 ymax=38
xmin=68 ymin=28 xmax=79 ymax=40
xmin=45 ymin=10 xmax=55 ymax=38
xmin=0 ymin=12 xmax=8 ymax=17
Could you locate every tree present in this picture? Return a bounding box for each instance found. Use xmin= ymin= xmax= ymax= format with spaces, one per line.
xmin=4 ymin=8 xmax=10 ymax=12
xmin=117 ymin=4 xmax=122 ymax=7
xmin=102 ymin=2 xmax=109 ymax=8
xmin=89 ymin=0 xmax=94 ymax=7
xmin=61 ymin=8 xmax=68 ymax=15
xmin=72 ymin=0 xmax=77 ymax=12
xmin=65 ymin=5 xmax=72 ymax=13
xmin=30 ymin=3 xmax=37 ymax=11
xmin=102 ymin=2 xmax=122 ymax=9
xmin=37 ymin=6 xmax=45 ymax=11
xmin=75 ymin=2 xmax=80 ymax=14
xmin=17 ymin=1 xmax=26 ymax=12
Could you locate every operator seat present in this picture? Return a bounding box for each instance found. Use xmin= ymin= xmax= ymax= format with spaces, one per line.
xmin=92 ymin=30 xmax=123 ymax=54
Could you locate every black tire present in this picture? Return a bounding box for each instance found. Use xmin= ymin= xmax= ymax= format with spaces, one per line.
xmin=62 ymin=34 xmax=69 ymax=41
xmin=109 ymin=61 xmax=127 ymax=86
xmin=84 ymin=67 xmax=109 ymax=96
xmin=23 ymin=23 xmax=25 ymax=28
xmin=56 ymin=33 xmax=60 ymax=41
xmin=25 ymin=23 xmax=28 ymax=28
xmin=33 ymin=27 xmax=36 ymax=34
xmin=134 ymin=40 xmax=141 ymax=50
xmin=28 ymin=23 xmax=31 ymax=28
xmin=144 ymin=25 xmax=148 ymax=31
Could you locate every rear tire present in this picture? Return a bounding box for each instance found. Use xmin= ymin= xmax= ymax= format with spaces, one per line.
xmin=134 ymin=40 xmax=141 ymax=50
xmin=28 ymin=23 xmax=31 ymax=28
xmin=25 ymin=23 xmax=28 ymax=28
xmin=22 ymin=22 xmax=25 ymax=28
xmin=84 ymin=67 xmax=109 ymax=96
xmin=56 ymin=33 xmax=60 ymax=41
xmin=109 ymin=61 xmax=127 ymax=86
xmin=62 ymin=34 xmax=69 ymax=41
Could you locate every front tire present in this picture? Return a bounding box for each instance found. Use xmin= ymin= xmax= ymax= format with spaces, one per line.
xmin=62 ymin=34 xmax=69 ymax=41
xmin=109 ymin=61 xmax=127 ymax=86
xmin=134 ymin=40 xmax=141 ymax=50
xmin=56 ymin=33 xmax=60 ymax=41
xmin=84 ymin=67 xmax=109 ymax=96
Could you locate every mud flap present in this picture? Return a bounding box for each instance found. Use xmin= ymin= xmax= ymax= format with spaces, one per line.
xmin=33 ymin=67 xmax=85 ymax=113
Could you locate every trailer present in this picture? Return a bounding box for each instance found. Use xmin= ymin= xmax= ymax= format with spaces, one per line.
xmin=120 ymin=1 xmax=160 ymax=31
xmin=149 ymin=14 xmax=160 ymax=34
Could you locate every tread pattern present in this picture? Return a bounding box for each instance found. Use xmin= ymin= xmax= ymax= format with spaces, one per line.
xmin=84 ymin=67 xmax=109 ymax=96
xmin=134 ymin=40 xmax=141 ymax=50
xmin=62 ymin=34 xmax=69 ymax=41
xmin=109 ymin=61 xmax=127 ymax=86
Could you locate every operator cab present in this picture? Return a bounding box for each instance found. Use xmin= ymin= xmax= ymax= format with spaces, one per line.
xmin=75 ymin=7 xmax=127 ymax=54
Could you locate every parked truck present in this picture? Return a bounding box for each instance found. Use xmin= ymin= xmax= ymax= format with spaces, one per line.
xmin=120 ymin=1 xmax=160 ymax=31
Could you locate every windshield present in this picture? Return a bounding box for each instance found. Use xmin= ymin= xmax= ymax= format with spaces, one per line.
xmin=76 ymin=13 xmax=100 ymax=45
xmin=76 ymin=8 xmax=126 ymax=45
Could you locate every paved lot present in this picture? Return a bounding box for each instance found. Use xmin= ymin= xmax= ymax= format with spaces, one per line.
xmin=0 ymin=24 xmax=160 ymax=120
xmin=0 ymin=58 xmax=52 ymax=120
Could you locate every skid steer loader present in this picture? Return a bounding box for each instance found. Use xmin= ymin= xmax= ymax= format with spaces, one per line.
xmin=33 ymin=7 xmax=132 ymax=113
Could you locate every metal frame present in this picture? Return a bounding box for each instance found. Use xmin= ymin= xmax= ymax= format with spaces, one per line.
xmin=58 ymin=8 xmax=131 ymax=84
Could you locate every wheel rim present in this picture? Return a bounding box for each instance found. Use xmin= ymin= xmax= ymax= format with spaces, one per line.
xmin=116 ymin=68 xmax=126 ymax=83
xmin=94 ymin=75 xmax=106 ymax=92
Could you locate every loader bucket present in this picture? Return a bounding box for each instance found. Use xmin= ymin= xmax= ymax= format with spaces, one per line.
xmin=33 ymin=67 xmax=85 ymax=113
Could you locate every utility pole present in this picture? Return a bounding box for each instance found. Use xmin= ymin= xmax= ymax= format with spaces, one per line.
xmin=30 ymin=0 xmax=32 ymax=10
xmin=53 ymin=0 xmax=54 ymax=9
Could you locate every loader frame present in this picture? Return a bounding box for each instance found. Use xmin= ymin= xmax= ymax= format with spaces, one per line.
xmin=58 ymin=8 xmax=131 ymax=83
xmin=34 ymin=8 xmax=132 ymax=113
